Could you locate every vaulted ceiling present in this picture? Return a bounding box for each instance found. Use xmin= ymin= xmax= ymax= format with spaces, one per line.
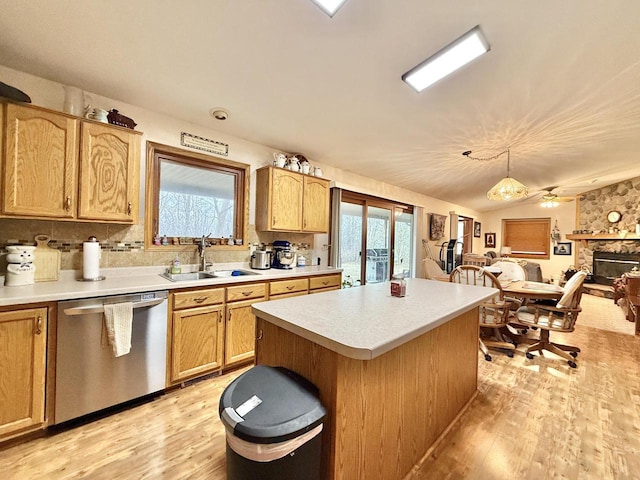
xmin=1 ymin=0 xmax=639 ymax=211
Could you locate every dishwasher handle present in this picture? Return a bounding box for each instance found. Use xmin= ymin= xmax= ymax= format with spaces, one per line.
xmin=63 ymin=298 xmax=166 ymax=316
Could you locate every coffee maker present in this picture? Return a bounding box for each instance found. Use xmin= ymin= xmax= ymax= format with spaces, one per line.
xmin=272 ymin=240 xmax=295 ymax=269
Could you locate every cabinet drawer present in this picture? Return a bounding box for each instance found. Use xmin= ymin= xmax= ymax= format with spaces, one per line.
xmin=309 ymin=274 xmax=342 ymax=291
xmin=227 ymin=282 xmax=267 ymax=302
xmin=173 ymin=288 xmax=225 ymax=310
xmin=269 ymin=290 xmax=309 ymax=300
xmin=269 ymin=278 xmax=309 ymax=296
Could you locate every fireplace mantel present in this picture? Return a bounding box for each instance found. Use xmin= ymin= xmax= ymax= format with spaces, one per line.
xmin=567 ymin=233 xmax=640 ymax=247
xmin=566 ymin=234 xmax=640 ymax=240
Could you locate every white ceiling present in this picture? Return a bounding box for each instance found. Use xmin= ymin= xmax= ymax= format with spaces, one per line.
xmin=1 ymin=0 xmax=640 ymax=211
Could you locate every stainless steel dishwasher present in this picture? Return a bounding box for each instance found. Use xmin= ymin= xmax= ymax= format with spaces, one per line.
xmin=55 ymin=290 xmax=168 ymax=424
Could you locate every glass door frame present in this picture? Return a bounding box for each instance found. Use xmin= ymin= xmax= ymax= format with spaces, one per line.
xmin=337 ymin=191 xmax=414 ymax=285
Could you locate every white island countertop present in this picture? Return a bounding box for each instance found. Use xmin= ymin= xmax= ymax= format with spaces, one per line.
xmin=252 ymin=278 xmax=497 ymax=360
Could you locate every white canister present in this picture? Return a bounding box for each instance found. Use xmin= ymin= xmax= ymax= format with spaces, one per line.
xmin=82 ymin=236 xmax=102 ymax=280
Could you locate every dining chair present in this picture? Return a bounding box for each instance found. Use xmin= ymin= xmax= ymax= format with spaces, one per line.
xmin=421 ymin=258 xmax=450 ymax=282
xmin=462 ymin=253 xmax=489 ymax=267
xmin=491 ymin=260 xmax=527 ymax=283
xmin=512 ymin=271 xmax=587 ymax=368
xmin=449 ymin=265 xmax=515 ymax=361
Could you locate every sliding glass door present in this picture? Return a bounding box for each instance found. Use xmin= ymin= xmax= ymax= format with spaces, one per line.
xmin=338 ymin=192 xmax=414 ymax=285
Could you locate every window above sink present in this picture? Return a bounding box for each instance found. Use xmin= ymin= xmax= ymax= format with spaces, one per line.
xmin=145 ymin=142 xmax=250 ymax=251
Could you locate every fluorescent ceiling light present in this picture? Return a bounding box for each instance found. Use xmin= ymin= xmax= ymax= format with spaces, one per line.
xmin=402 ymin=25 xmax=490 ymax=92
xmin=310 ymin=0 xmax=348 ymax=17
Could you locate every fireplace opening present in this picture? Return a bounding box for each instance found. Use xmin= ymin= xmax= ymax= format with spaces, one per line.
xmin=593 ymin=251 xmax=640 ymax=285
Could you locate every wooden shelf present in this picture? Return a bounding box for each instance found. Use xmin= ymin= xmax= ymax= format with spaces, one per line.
xmin=566 ymin=233 xmax=640 ymax=241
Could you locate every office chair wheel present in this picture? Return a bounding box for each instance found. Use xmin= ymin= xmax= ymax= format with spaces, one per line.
xmin=525 ymin=352 xmax=534 ymax=360
xmin=569 ymin=351 xmax=578 ymax=358
xmin=507 ymin=351 xmax=514 ymax=358
xmin=568 ymin=361 xmax=577 ymax=368
xmin=484 ymin=354 xmax=492 ymax=362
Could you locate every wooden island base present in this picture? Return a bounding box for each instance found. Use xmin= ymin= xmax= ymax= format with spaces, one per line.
xmin=255 ymin=307 xmax=479 ymax=480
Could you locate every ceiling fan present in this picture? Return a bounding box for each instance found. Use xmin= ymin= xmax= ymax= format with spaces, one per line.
xmin=537 ymin=186 xmax=575 ymax=207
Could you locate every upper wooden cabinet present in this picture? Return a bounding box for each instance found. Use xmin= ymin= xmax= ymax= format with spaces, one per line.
xmin=2 ymin=103 xmax=79 ymax=219
xmin=1 ymin=101 xmax=141 ymax=223
xmin=0 ymin=307 xmax=48 ymax=440
xmin=302 ymin=175 xmax=330 ymax=233
xmin=255 ymin=166 xmax=330 ymax=233
xmin=78 ymin=122 xmax=140 ymax=222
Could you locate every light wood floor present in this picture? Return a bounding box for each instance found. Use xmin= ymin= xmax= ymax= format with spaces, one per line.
xmin=2 ymin=302 xmax=639 ymax=479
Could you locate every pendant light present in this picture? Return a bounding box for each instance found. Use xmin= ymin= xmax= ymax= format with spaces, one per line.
xmin=463 ymin=149 xmax=529 ymax=201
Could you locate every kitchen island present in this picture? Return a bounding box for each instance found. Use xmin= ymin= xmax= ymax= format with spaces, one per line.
xmin=252 ymin=278 xmax=496 ymax=480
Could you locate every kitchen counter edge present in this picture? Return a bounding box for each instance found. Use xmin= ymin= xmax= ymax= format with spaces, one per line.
xmin=0 ymin=265 xmax=342 ymax=307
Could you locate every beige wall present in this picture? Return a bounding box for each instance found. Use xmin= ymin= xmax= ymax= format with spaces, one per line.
xmin=0 ymin=65 xmax=481 ymax=274
xmin=480 ymin=201 xmax=577 ymax=282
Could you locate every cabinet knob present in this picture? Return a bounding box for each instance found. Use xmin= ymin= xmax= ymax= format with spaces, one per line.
xmin=35 ymin=316 xmax=43 ymax=335
xmin=256 ymin=329 xmax=263 ymax=340
xmin=65 ymin=196 xmax=72 ymax=211
xmin=273 ymin=216 xmax=276 ymax=226
xmin=127 ymin=201 xmax=133 ymax=216
xmin=286 ymin=285 xmax=295 ymax=290
xmin=193 ymin=297 xmax=207 ymax=303
xmin=242 ymin=291 xmax=253 ymax=296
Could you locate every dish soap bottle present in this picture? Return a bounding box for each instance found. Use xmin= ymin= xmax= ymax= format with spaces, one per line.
xmin=171 ymin=255 xmax=181 ymax=274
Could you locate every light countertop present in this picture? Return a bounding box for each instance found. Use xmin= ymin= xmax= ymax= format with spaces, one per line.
xmin=252 ymin=278 xmax=496 ymax=360
xmin=0 ymin=264 xmax=341 ymax=307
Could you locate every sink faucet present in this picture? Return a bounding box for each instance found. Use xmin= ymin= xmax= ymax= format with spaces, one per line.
xmin=198 ymin=234 xmax=211 ymax=271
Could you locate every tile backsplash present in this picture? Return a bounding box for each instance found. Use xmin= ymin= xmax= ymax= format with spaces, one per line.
xmin=0 ymin=219 xmax=315 ymax=271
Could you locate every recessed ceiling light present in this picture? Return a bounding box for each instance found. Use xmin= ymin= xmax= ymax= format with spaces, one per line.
xmin=310 ymin=0 xmax=348 ymax=17
xmin=402 ymin=25 xmax=490 ymax=93
xmin=210 ymin=108 xmax=229 ymax=120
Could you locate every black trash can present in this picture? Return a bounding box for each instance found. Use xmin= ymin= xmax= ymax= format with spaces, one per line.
xmin=219 ymin=365 xmax=327 ymax=480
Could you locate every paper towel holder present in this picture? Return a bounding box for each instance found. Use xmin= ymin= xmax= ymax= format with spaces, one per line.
xmin=78 ymin=236 xmax=106 ymax=282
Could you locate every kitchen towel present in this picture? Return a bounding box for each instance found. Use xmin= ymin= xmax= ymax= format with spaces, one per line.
xmin=83 ymin=240 xmax=101 ymax=279
xmin=102 ymin=302 xmax=133 ymax=357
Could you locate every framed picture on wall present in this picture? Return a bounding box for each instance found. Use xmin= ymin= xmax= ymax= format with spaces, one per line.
xmin=473 ymin=221 xmax=481 ymax=238
xmin=429 ymin=213 xmax=447 ymax=240
xmin=484 ymin=233 xmax=496 ymax=248
xmin=554 ymin=242 xmax=572 ymax=255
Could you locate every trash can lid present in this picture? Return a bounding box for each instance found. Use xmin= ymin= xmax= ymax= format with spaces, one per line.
xmin=219 ymin=365 xmax=327 ymax=444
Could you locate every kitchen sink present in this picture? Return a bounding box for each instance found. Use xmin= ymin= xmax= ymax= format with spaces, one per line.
xmin=160 ymin=271 xmax=217 ymax=282
xmin=210 ymin=269 xmax=258 ymax=278
xmin=160 ymin=269 xmax=258 ymax=282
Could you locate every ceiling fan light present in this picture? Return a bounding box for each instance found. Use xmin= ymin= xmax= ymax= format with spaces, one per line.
xmin=487 ymin=177 xmax=529 ymax=201
xmin=541 ymin=199 xmax=559 ymax=208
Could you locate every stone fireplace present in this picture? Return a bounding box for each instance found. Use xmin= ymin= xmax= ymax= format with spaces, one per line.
xmin=575 ymin=176 xmax=640 ymax=289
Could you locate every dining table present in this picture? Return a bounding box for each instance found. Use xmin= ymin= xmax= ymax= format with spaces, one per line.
xmin=502 ymin=280 xmax=565 ymax=301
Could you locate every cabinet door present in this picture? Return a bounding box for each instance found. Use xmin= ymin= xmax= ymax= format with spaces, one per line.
xmin=270 ymin=168 xmax=303 ymax=231
xmin=78 ymin=122 xmax=140 ymax=222
xmin=0 ymin=308 xmax=47 ymax=438
xmin=303 ymin=176 xmax=330 ymax=233
xmin=170 ymin=304 xmax=224 ymax=383
xmin=225 ymin=299 xmax=261 ymax=367
xmin=3 ymin=104 xmax=78 ymax=218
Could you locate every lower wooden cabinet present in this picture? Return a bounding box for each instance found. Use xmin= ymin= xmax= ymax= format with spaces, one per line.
xmin=168 ymin=273 xmax=341 ymax=385
xmin=169 ymin=303 xmax=224 ymax=384
xmin=0 ymin=307 xmax=48 ymax=439
xmin=225 ymin=299 xmax=261 ymax=367
xmin=224 ymin=283 xmax=266 ymax=368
